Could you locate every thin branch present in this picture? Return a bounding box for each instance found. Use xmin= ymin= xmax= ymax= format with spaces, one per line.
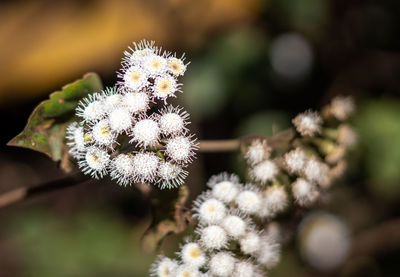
xmin=198 ymin=139 xmax=240 ymax=152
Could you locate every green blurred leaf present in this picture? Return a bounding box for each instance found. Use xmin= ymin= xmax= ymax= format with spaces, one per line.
xmin=7 ymin=73 xmax=103 ymax=172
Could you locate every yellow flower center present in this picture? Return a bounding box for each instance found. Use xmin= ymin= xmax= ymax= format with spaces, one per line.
xmin=189 ymin=247 xmax=201 ymax=258
xmin=130 ymin=71 xmax=141 ymax=82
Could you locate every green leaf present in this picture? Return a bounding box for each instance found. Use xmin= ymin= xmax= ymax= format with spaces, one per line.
xmin=7 ymin=73 xmax=103 ymax=172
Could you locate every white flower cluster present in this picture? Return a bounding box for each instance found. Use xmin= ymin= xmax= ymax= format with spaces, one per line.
xmin=66 ymin=40 xmax=197 ymax=189
xmin=150 ymin=173 xmax=282 ymax=277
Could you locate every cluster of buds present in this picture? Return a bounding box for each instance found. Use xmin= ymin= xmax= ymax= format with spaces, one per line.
xmin=66 ymin=41 xmax=198 ymax=189
xmin=151 ymin=173 xmax=281 ymax=277
xmin=244 ymin=95 xmax=356 ymax=215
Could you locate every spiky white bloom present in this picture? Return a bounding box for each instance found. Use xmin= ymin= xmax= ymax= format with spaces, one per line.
xmin=76 ymin=93 xmax=106 ymax=122
xmin=292 ymin=110 xmax=323 ymax=137
xmin=221 ymin=215 xmax=247 ymax=239
xmin=150 ymin=256 xmax=178 ymax=277
xmin=284 ymin=147 xmax=307 ymax=174
xmin=78 ymin=146 xmax=110 ymax=178
xmin=193 ymin=198 xmax=226 ymax=225
xmin=132 ymin=152 xmax=159 ymax=183
xmin=92 ymin=119 xmax=116 ymax=147
xmin=165 ymin=135 xmax=197 ymax=164
xmin=123 ymin=40 xmax=157 ymax=65
xmin=66 ymin=122 xmax=86 ymax=158
xmin=153 ymin=75 xmax=179 ymax=102
xmin=110 ymin=154 xmax=134 ymax=186
xmin=330 ymin=95 xmax=355 ymax=121
xmin=250 ymin=159 xmax=278 ymax=184
xmin=159 ymin=106 xmax=189 ymax=136
xmin=209 ymin=252 xmax=236 ymax=277
xmin=338 ymin=124 xmax=357 ymax=149
xmin=167 ymin=56 xmax=187 ymax=76
xmin=102 ymin=87 xmax=123 ymax=113
xmin=175 ymin=266 xmax=201 ymax=277
xmin=123 ymin=92 xmax=150 ymax=114
xmin=210 ymin=180 xmax=240 ymax=204
xmin=199 ymin=225 xmax=228 ymax=250
xmin=239 ymin=231 xmax=261 ymax=255
xmin=235 ymin=188 xmax=262 ymax=215
xmin=122 ymin=65 xmax=148 ymax=91
xmin=109 ymin=107 xmax=132 ymax=133
xmin=130 ymin=118 xmax=160 ymax=147
xmin=264 ymin=185 xmax=288 ymax=213
xmin=245 ymin=139 xmax=271 ymax=165
xmin=157 ymin=161 xmax=188 ymax=189
xmin=256 ymin=239 xmax=281 ymax=269
xmin=304 ymin=158 xmax=329 ymax=186
xmin=180 ymin=242 xmax=206 ymax=268
xmin=292 ymin=178 xmax=319 ymax=206
xmin=144 ymin=54 xmax=167 ymax=76
xmin=233 ymin=260 xmax=260 ymax=277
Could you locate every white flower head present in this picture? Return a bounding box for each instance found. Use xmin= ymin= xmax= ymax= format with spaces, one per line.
xmin=110 ymin=154 xmax=134 ymax=186
xmin=132 ymin=152 xmax=160 ymax=183
xmin=76 ymin=93 xmax=106 ymax=122
xmin=193 ymin=196 xmax=226 ymax=225
xmin=121 ymin=65 xmax=148 ymax=91
xmin=198 ymin=225 xmax=228 ymax=250
xmin=245 ymin=139 xmax=271 ymax=165
xmin=66 ymin=122 xmax=86 ymax=158
xmin=239 ymin=231 xmax=262 ymax=255
xmin=264 ymin=185 xmax=288 ymax=214
xmin=124 ymin=40 xmax=157 ymax=66
xmin=144 ymin=54 xmax=167 ymax=76
xmin=101 ymin=87 xmax=123 ymax=113
xmin=167 ymin=56 xmax=187 ymax=76
xmin=159 ymin=105 xmax=190 ymax=136
xmin=292 ymin=178 xmax=319 ymax=206
xmin=179 ymin=242 xmax=206 ymax=268
xmin=221 ymin=214 xmax=247 ymax=239
xmin=175 ymin=265 xmax=201 ymax=277
xmin=153 ymin=75 xmax=180 ymax=102
xmin=233 ymin=260 xmax=261 ymax=277
xmin=304 ymin=158 xmax=329 ymax=186
xmin=338 ymin=124 xmax=357 ymax=149
xmin=250 ymin=159 xmax=278 ymax=184
xmin=150 ymin=256 xmax=178 ymax=277
xmin=165 ymin=135 xmax=198 ymax=164
xmin=235 ymin=186 xmax=262 ymax=215
xmin=78 ymin=146 xmax=110 ymax=179
xmin=256 ymin=238 xmax=281 ymax=269
xmin=292 ymin=110 xmax=323 ymax=137
xmin=130 ymin=117 xmax=160 ymax=147
xmin=92 ymin=119 xmax=116 ymax=147
xmin=207 ymin=172 xmax=240 ymax=203
xmin=284 ymin=147 xmax=307 ymax=174
xmin=157 ymin=161 xmax=188 ymax=189
xmin=123 ymin=91 xmax=150 ymax=114
xmin=330 ymin=95 xmax=355 ymax=121
xmin=209 ymin=252 xmax=236 ymax=277
xmin=109 ymin=107 xmax=132 ymax=133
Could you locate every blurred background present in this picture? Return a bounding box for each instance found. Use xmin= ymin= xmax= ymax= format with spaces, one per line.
xmin=1 ymin=0 xmax=400 ymax=276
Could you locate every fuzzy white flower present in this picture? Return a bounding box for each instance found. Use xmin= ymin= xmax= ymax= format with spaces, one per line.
xmin=250 ymin=159 xmax=278 ymax=184
xmin=284 ymin=147 xmax=307 ymax=174
xmin=110 ymin=154 xmax=134 ymax=186
xmin=175 ymin=265 xmax=201 ymax=277
xmin=78 ymin=146 xmax=110 ymax=178
xmin=292 ymin=178 xmax=319 ymax=206
xmin=167 ymin=56 xmax=187 ymax=76
xmin=124 ymin=40 xmax=157 ymax=66
xmin=233 ymin=260 xmax=260 ymax=277
xmin=304 ymin=158 xmax=329 ymax=186
xmin=211 ymin=181 xmax=239 ymax=204
xmin=165 ymin=135 xmax=197 ymax=164
xmin=130 ymin=118 xmax=160 ymax=147
xmin=66 ymin=122 xmax=86 ymax=158
xmin=150 ymin=256 xmax=178 ymax=277
xmin=330 ymin=95 xmax=355 ymax=121
xmin=159 ymin=106 xmax=189 ymax=136
xmin=221 ymin=215 xmax=247 ymax=239
xmin=194 ymin=198 xmax=226 ymax=225
xmin=209 ymin=252 xmax=236 ymax=277
xmin=264 ymin=185 xmax=288 ymax=213
xmin=144 ymin=54 xmax=167 ymax=76
xmin=122 ymin=65 xmax=148 ymax=91
xmin=292 ymin=110 xmax=323 ymax=137
xmin=102 ymin=87 xmax=123 ymax=113
xmin=180 ymin=242 xmax=206 ymax=268
xmin=132 ymin=152 xmax=159 ymax=183
xmin=338 ymin=124 xmax=357 ymax=149
xmin=92 ymin=119 xmax=116 ymax=147
xmin=235 ymin=188 xmax=262 ymax=215
xmin=109 ymin=107 xmax=132 ymax=133
xmin=153 ymin=75 xmax=179 ymax=101
xmin=245 ymin=139 xmax=271 ymax=165
xmin=76 ymin=93 xmax=106 ymax=122
xmin=199 ymin=225 xmax=228 ymax=250
xmin=239 ymin=231 xmax=261 ymax=255
xmin=256 ymin=239 xmax=281 ymax=269
xmin=157 ymin=161 xmax=188 ymax=189
xmin=123 ymin=92 xmax=150 ymax=114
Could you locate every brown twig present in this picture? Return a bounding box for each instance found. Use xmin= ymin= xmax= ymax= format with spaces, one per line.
xmin=198 ymin=139 xmax=240 ymax=152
